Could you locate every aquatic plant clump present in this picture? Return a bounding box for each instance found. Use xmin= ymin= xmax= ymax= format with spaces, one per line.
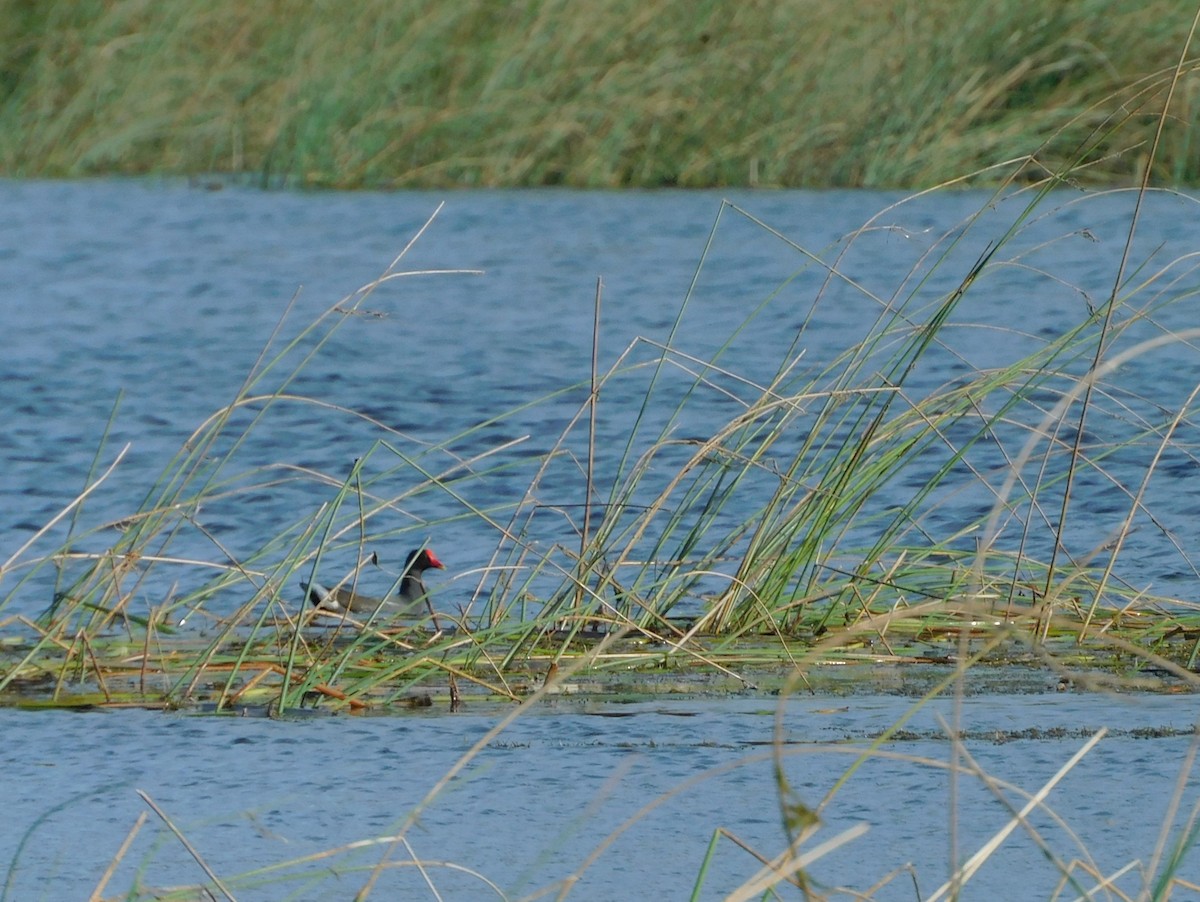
xmin=5 ymin=15 xmax=1200 ymax=721
xmin=3 ymin=164 xmax=1200 ymax=718
xmin=5 ymin=46 xmax=1200 ymax=902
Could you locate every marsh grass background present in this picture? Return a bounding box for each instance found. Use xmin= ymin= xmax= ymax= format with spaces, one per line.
xmin=2 ymin=0 xmax=1200 ymax=188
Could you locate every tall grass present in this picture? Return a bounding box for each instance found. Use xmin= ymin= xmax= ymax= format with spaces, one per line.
xmin=3 ymin=27 xmax=1200 ymax=902
xmin=1 ymin=1 xmax=1200 ymax=187
xmin=4 ymin=165 xmax=1200 ymax=712
xmin=0 ymin=0 xmax=1198 ymax=715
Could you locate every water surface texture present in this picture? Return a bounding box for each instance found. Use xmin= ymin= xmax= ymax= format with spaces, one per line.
xmin=3 ymin=182 xmax=1200 ymax=899
xmin=2 ymin=694 xmax=1198 ymax=900
xmin=4 ymin=182 xmax=1200 ymax=617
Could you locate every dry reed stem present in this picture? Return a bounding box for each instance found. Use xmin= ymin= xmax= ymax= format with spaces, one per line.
xmin=725 ymin=822 xmax=870 ymax=902
xmin=88 ymin=811 xmax=148 ymax=902
xmin=928 ymin=729 xmax=1107 ymax=901
xmin=137 ymin=789 xmax=238 ymax=901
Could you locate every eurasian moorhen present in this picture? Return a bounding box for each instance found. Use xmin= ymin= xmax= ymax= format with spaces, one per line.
xmin=303 ymin=548 xmax=445 ymax=616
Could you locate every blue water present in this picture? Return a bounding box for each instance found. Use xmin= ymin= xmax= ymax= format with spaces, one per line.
xmin=2 ymin=693 xmax=1198 ymax=900
xmin=3 ymin=181 xmax=1200 ymax=899
xmin=4 ymin=181 xmax=1200 ymax=622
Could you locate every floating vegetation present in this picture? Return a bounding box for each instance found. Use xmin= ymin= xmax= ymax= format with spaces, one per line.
xmin=6 ymin=175 xmax=1200 ymax=715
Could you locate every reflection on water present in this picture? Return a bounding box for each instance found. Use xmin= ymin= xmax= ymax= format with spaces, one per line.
xmin=1 ymin=693 xmax=1197 ymax=900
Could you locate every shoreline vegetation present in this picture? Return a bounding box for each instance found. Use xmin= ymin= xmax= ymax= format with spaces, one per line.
xmin=6 ymin=230 xmax=1200 ymax=882
xmin=6 ymin=171 xmax=1200 ymax=715
xmin=4 ymin=6 xmax=1200 ymax=714
xmin=1 ymin=1 xmax=1200 ymax=189
xmin=5 ymin=10 xmax=1200 ymax=898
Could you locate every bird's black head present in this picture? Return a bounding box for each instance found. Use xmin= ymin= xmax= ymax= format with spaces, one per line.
xmin=405 ymin=548 xmax=446 ymax=572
